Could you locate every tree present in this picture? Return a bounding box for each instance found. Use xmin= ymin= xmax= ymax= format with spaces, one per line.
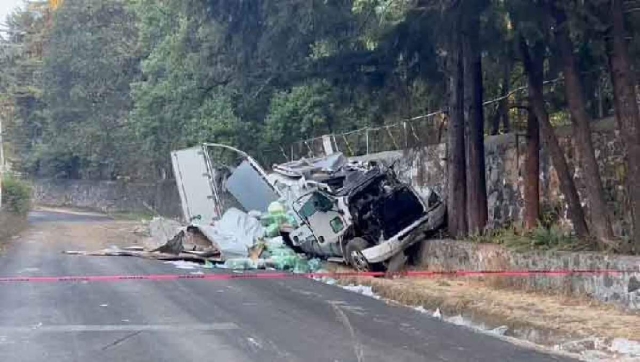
xmin=130 ymin=0 xmax=246 ymax=177
xmin=41 ymin=0 xmax=140 ymax=179
xmin=490 ymin=60 xmax=512 ymax=135
xmin=447 ymin=25 xmax=468 ymax=238
xmin=524 ymin=108 xmax=541 ymax=230
xmin=607 ymin=0 xmax=640 ymax=250
xmin=0 ymin=2 xmax=50 ymax=172
xmin=519 ymin=36 xmax=590 ymax=239
xmin=462 ymin=2 xmax=489 ymax=235
xmin=551 ymin=3 xmax=615 ymax=245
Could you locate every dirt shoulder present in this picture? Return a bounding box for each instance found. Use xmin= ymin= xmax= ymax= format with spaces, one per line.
xmin=29 ymin=219 xmax=146 ymax=251
xmin=331 ymin=267 xmax=640 ymax=360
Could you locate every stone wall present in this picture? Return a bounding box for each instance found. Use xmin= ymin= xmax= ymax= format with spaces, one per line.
xmin=354 ymin=117 xmax=629 ymax=236
xmin=32 ymin=179 xmax=182 ymax=219
xmin=416 ymin=238 xmax=640 ymax=310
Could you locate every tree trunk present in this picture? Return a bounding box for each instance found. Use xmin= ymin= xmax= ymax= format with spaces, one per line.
xmin=491 ymin=63 xmax=511 ymax=135
xmin=524 ymin=109 xmax=540 ymax=230
xmin=519 ymin=37 xmax=590 ymax=239
xmin=553 ymin=8 xmax=615 ymax=245
xmin=608 ymin=0 xmax=640 ymax=250
xmin=447 ymin=36 xmax=468 ymax=238
xmin=490 ymin=106 xmax=501 ymax=136
xmin=597 ymin=77 xmax=604 ymax=119
xmin=463 ymin=15 xmax=488 ymax=235
xmin=500 ymin=63 xmax=511 ymax=134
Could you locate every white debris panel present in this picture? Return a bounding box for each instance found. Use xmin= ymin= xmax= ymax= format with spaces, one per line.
xmin=190 ymin=208 xmax=264 ymax=258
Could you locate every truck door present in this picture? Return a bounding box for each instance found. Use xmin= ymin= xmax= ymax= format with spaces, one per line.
xmin=171 ymin=146 xmax=220 ymax=224
xmin=294 ymin=192 xmax=347 ymax=246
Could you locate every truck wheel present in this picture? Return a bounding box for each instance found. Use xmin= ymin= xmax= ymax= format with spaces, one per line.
xmin=346 ymin=237 xmax=371 ymax=271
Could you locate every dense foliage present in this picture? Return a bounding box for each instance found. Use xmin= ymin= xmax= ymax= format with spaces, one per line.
xmin=1 ymin=176 xmax=32 ymax=215
xmin=1 ymin=0 xmax=453 ymax=177
xmin=0 ymin=0 xmax=620 ymax=178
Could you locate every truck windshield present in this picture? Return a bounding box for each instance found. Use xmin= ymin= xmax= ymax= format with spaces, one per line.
xmin=299 ymin=193 xmax=333 ymax=220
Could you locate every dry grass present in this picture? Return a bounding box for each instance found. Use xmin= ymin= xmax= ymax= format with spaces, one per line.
xmin=334 ymin=270 xmax=640 ymax=345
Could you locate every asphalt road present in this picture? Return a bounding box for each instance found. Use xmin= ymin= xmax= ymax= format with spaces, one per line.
xmin=0 ymin=210 xmax=575 ymax=362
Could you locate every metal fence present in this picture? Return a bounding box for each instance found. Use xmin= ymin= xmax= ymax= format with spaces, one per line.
xmin=254 ymin=75 xmax=571 ymax=168
xmin=258 ymin=111 xmax=449 ymax=167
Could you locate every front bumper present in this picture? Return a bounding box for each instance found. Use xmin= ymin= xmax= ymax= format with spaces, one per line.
xmin=361 ymin=202 xmax=446 ymax=264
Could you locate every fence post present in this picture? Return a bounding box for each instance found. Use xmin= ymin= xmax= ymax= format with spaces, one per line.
xmin=342 ymin=134 xmax=354 ymax=156
xmin=403 ymin=122 xmax=408 ymax=149
xmin=279 ymin=146 xmax=289 ymax=162
xmin=386 ymin=126 xmax=400 ymax=150
xmin=304 ymin=141 xmax=313 ymax=157
xmin=365 ymin=129 xmax=369 ymax=154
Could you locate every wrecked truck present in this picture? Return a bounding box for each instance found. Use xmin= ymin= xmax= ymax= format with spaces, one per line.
xmin=171 ymin=144 xmax=446 ymax=271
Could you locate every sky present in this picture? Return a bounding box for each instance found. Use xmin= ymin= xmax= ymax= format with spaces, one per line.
xmin=0 ymin=0 xmax=24 ymax=26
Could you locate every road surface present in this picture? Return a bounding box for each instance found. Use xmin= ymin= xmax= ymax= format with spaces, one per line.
xmin=0 ymin=210 xmax=574 ymax=362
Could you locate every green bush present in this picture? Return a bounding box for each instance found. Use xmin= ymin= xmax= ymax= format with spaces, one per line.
xmin=470 ymin=224 xmax=580 ymax=251
xmin=1 ymin=177 xmax=32 ymax=215
xmin=530 ymin=224 xmax=576 ymax=249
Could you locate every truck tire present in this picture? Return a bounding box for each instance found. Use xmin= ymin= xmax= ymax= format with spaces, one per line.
xmin=346 ymin=237 xmax=371 ymax=271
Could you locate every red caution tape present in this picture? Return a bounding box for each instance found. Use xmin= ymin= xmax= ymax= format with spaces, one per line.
xmin=0 ymin=269 xmax=634 ymax=284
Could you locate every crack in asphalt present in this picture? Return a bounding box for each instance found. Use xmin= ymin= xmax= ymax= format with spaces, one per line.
xmin=329 ymin=301 xmax=364 ymax=362
xmin=101 ymin=330 xmax=143 ymax=351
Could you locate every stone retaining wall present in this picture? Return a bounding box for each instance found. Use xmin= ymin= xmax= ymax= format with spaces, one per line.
xmin=416 ymin=239 xmax=640 ymax=310
xmin=32 ymin=179 xmax=182 ymax=219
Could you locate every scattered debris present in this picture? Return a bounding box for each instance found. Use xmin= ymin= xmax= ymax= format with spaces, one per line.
xmin=340 ymin=285 xmax=379 ymax=299
xmin=147 ymin=217 xmax=182 ymax=250
xmin=247 ymin=337 xmax=262 ymax=349
xmin=63 ymin=245 xmax=223 ymax=264
xmin=432 ymin=308 xmax=442 ymax=319
xmin=490 ymin=325 xmax=509 ymax=336
xmin=192 ymin=207 xmax=265 ymax=258
xmin=163 ymin=261 xmax=201 ymax=270
xmin=66 ymin=144 xmax=446 ymax=274
xmin=609 ymin=338 xmax=640 ymax=357
xmin=150 ymin=232 xmax=185 ymax=254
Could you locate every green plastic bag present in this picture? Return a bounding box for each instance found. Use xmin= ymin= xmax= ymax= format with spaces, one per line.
xmin=293 ymin=259 xmax=311 ymax=274
xmin=265 ymin=223 xmax=281 ymax=237
xmin=268 ymin=255 xmax=298 ymax=270
xmin=307 ymin=258 xmax=323 ymax=272
xmin=222 ymin=258 xmax=262 ymax=270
